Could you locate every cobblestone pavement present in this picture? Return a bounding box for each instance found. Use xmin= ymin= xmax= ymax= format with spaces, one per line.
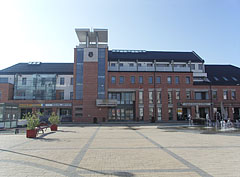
xmin=0 ymin=125 xmax=240 ymax=176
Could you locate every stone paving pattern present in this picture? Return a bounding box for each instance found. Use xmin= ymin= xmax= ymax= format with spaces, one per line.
xmin=0 ymin=125 xmax=240 ymax=176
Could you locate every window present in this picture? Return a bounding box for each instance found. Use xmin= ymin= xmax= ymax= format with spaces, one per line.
xmin=168 ymin=91 xmax=172 ymax=104
xmin=129 ymin=63 xmax=134 ymax=67
xmin=139 ymin=107 xmax=144 ymax=118
xmin=148 ymin=76 xmax=153 ymax=84
xmin=138 ymin=63 xmax=142 ymax=67
xmin=167 ymin=76 xmax=172 ymax=84
xmin=41 ymin=78 xmax=46 ymax=86
xmin=119 ymin=63 xmax=123 ymax=67
xmin=157 ymin=107 xmax=162 ymax=121
xmin=139 ymin=76 xmax=143 ymax=84
xmin=70 ymin=92 xmax=73 ymax=100
xmin=175 ymin=76 xmax=180 ymax=84
xmin=176 ymin=91 xmax=180 ymax=100
xmin=198 ymin=64 xmax=203 ymax=70
xmin=131 ymin=76 xmax=135 ymax=84
xmin=59 ymin=91 xmax=64 ymax=100
xmin=186 ymin=91 xmax=191 ymax=99
xmin=232 ymin=77 xmax=238 ymax=81
xmin=168 ymin=108 xmax=173 ymax=120
xmin=213 ymin=77 xmax=219 ymax=81
xmin=157 ymin=91 xmax=161 ymax=103
xmin=119 ymin=76 xmax=124 ymax=84
xmin=60 ymin=77 xmax=65 ymax=85
xmin=191 ymin=64 xmax=195 ymax=70
xmin=147 ymin=63 xmax=153 ymax=67
xmin=149 ymin=91 xmax=153 ymax=104
xmin=156 ymin=76 xmax=161 ymax=84
xmin=186 ymin=76 xmax=190 ymax=84
xmin=139 ymin=91 xmax=143 ymax=104
xmin=0 ymin=77 xmax=8 ymax=83
xmin=71 ymin=77 xmax=74 ymax=85
xmin=222 ymin=77 xmax=228 ymax=81
xmin=231 ymin=91 xmax=236 ymax=100
xmin=223 ymin=90 xmax=228 ymax=100
xmin=149 ymin=107 xmax=154 ymax=119
xmin=22 ymin=78 xmax=27 ymax=85
xmin=195 ymin=92 xmax=209 ymax=100
xmin=110 ymin=63 xmax=116 ymax=67
xmin=111 ymin=76 xmax=116 ymax=84
xmin=212 ymin=91 xmax=217 ymax=100
xmin=0 ymin=91 xmax=1 ymax=100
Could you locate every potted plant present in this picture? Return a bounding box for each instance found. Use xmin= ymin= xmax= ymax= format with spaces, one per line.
xmin=25 ymin=113 xmax=40 ymax=138
xmin=48 ymin=112 xmax=60 ymax=131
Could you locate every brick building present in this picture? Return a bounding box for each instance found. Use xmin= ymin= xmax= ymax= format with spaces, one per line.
xmin=0 ymin=28 xmax=240 ymax=127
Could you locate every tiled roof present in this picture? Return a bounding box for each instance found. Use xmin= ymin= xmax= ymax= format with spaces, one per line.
xmin=108 ymin=50 xmax=204 ymax=63
xmin=0 ymin=63 xmax=73 ymax=75
xmin=205 ymin=65 xmax=240 ymax=85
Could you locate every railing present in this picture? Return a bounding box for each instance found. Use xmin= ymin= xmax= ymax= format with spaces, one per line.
xmin=108 ymin=65 xmax=191 ymax=72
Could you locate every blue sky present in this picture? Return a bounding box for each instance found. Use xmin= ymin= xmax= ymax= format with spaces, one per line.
xmin=0 ymin=0 xmax=239 ymax=69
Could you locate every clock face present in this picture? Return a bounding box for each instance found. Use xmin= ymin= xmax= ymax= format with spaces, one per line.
xmin=88 ymin=52 xmax=93 ymax=58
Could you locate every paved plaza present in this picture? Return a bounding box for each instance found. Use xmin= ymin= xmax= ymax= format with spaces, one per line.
xmin=0 ymin=125 xmax=240 ymax=177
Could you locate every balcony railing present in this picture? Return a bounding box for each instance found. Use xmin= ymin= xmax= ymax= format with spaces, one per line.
xmin=108 ymin=65 xmax=191 ymax=72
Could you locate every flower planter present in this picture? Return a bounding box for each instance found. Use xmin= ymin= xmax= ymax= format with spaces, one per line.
xmin=26 ymin=129 xmax=37 ymax=138
xmin=50 ymin=124 xmax=58 ymax=131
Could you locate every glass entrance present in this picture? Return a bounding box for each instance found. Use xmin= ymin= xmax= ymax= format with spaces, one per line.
xmin=108 ymin=108 xmax=134 ymax=121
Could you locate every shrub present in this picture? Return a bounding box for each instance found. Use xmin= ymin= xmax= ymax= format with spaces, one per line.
xmin=25 ymin=112 xmax=40 ymax=130
xmin=48 ymin=112 xmax=60 ymax=125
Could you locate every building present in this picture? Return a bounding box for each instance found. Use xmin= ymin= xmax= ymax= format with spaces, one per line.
xmin=0 ymin=28 xmax=240 ymax=127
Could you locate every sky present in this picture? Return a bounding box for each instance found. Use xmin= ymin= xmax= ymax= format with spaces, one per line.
xmin=0 ymin=0 xmax=239 ymax=70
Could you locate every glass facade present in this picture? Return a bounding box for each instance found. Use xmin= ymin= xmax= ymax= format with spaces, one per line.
xmin=98 ymin=48 xmax=106 ymax=99
xmin=14 ymin=74 xmax=56 ymax=100
xmin=108 ymin=92 xmax=135 ymax=121
xmin=76 ymin=48 xmax=84 ymax=100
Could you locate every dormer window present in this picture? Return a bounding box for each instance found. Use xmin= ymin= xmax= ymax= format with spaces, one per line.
xmin=223 ymin=77 xmax=228 ymax=81
xmin=232 ymin=77 xmax=238 ymax=81
xmin=119 ymin=63 xmax=123 ymax=67
xmin=110 ymin=63 xmax=116 ymax=67
xmin=213 ymin=77 xmax=219 ymax=81
xmin=198 ymin=64 xmax=203 ymax=70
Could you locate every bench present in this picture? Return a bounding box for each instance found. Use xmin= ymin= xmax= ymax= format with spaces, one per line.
xmin=36 ymin=122 xmax=49 ymax=135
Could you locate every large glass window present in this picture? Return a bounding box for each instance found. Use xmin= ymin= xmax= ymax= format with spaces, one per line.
xmin=60 ymin=77 xmax=65 ymax=85
xmin=70 ymin=77 xmax=74 ymax=85
xmin=157 ymin=107 xmax=162 ymax=121
xmin=168 ymin=91 xmax=172 ymax=104
xmin=195 ymin=92 xmax=209 ymax=100
xmin=119 ymin=76 xmax=124 ymax=84
xmin=131 ymin=76 xmax=135 ymax=84
xmin=149 ymin=107 xmax=154 ymax=119
xmin=168 ymin=108 xmax=173 ymax=120
xmin=139 ymin=91 xmax=143 ymax=104
xmin=149 ymin=91 xmax=153 ymax=104
xmin=22 ymin=78 xmax=27 ymax=85
xmin=157 ymin=91 xmax=161 ymax=103
xmin=139 ymin=107 xmax=144 ymax=119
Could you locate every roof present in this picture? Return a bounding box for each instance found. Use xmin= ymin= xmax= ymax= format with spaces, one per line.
xmin=204 ymin=65 xmax=240 ymax=86
xmin=0 ymin=63 xmax=73 ymax=75
xmin=108 ymin=50 xmax=204 ymax=63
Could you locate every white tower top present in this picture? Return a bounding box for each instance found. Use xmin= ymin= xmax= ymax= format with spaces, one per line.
xmin=75 ymin=28 xmax=108 ymax=48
